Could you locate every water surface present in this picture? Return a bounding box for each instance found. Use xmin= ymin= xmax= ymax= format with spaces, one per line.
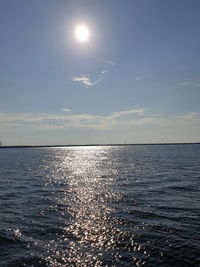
xmin=0 ymin=145 xmax=200 ymax=266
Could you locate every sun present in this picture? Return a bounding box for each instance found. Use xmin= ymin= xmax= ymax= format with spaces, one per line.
xmin=75 ymin=25 xmax=90 ymax=42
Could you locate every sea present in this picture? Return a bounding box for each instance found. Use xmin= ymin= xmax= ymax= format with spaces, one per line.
xmin=0 ymin=144 xmax=199 ymax=267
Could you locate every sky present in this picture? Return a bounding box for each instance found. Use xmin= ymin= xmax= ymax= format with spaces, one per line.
xmin=0 ymin=0 xmax=200 ymax=145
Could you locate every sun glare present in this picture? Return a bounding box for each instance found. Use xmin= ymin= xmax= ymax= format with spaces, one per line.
xmin=75 ymin=25 xmax=90 ymax=42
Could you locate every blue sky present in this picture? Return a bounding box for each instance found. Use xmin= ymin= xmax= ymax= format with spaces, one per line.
xmin=0 ymin=0 xmax=200 ymax=145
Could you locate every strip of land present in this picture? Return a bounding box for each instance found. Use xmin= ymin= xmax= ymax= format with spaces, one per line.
xmin=0 ymin=143 xmax=200 ymax=149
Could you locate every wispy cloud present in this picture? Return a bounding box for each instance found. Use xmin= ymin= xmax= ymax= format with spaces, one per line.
xmin=100 ymin=57 xmax=115 ymax=66
xmin=179 ymin=81 xmax=194 ymax=86
xmin=153 ymin=112 xmax=200 ymax=126
xmin=103 ymin=59 xmax=115 ymax=65
xmin=135 ymin=76 xmax=144 ymax=81
xmin=1 ymin=110 xmax=199 ymax=131
xmin=176 ymin=112 xmax=200 ymax=122
xmin=178 ymin=81 xmax=200 ymax=88
xmin=71 ymin=70 xmax=108 ymax=88
xmin=0 ymin=108 xmax=146 ymax=130
xmin=71 ymin=58 xmax=114 ymax=88
xmin=101 ymin=70 xmax=108 ymax=74
xmin=62 ymin=108 xmax=71 ymax=112
xmin=112 ymin=108 xmax=145 ymax=118
xmin=71 ymin=75 xmax=95 ymax=87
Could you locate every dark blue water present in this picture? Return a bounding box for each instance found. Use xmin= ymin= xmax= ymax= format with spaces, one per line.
xmin=0 ymin=145 xmax=200 ymax=266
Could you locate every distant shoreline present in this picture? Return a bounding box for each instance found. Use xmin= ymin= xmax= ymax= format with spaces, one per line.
xmin=0 ymin=143 xmax=200 ymax=149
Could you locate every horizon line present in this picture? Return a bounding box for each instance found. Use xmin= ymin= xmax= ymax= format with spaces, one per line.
xmin=0 ymin=142 xmax=200 ymax=149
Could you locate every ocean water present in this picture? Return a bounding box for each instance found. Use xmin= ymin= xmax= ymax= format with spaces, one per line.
xmin=0 ymin=145 xmax=200 ymax=267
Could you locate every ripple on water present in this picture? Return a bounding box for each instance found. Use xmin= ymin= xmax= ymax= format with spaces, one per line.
xmin=0 ymin=145 xmax=200 ymax=266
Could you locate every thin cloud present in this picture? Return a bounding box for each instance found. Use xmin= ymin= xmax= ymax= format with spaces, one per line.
xmin=95 ymin=70 xmax=108 ymax=84
xmin=135 ymin=76 xmax=144 ymax=81
xmin=178 ymin=81 xmax=200 ymax=88
xmin=179 ymin=81 xmax=194 ymax=86
xmin=100 ymin=58 xmax=115 ymax=66
xmin=72 ymin=70 xmax=108 ymax=88
xmin=112 ymin=108 xmax=145 ymax=118
xmin=62 ymin=108 xmax=71 ymax=112
xmin=101 ymin=70 xmax=108 ymax=74
xmin=104 ymin=59 xmax=115 ymax=65
xmin=71 ymin=75 xmax=95 ymax=87
xmin=0 ymin=108 xmax=147 ymax=130
xmin=71 ymin=58 xmax=114 ymax=88
xmin=177 ymin=112 xmax=200 ymax=122
xmin=1 ymin=110 xmax=199 ymax=131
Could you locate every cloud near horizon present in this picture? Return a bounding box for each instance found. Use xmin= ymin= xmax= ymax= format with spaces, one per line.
xmin=0 ymin=108 xmax=145 ymax=130
xmin=0 ymin=109 xmax=200 ymax=131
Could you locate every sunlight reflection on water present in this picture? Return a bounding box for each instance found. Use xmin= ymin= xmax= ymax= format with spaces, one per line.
xmin=42 ymin=146 xmax=147 ymax=266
